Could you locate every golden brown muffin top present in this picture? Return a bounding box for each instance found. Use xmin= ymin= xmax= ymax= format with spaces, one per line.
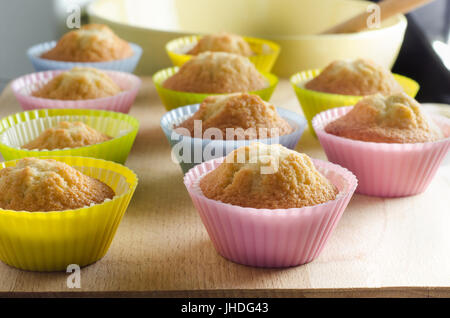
xmin=200 ymin=143 xmax=338 ymax=209
xmin=305 ymin=59 xmax=404 ymax=96
xmin=162 ymin=51 xmax=267 ymax=94
xmin=22 ymin=121 xmax=112 ymax=150
xmin=175 ymin=93 xmax=292 ymax=140
xmin=41 ymin=24 xmax=133 ymax=62
xmin=325 ymin=93 xmax=442 ymax=143
xmin=0 ymin=158 xmax=115 ymax=212
xmin=188 ymin=32 xmax=253 ymax=57
xmin=32 ymin=67 xmax=121 ymax=100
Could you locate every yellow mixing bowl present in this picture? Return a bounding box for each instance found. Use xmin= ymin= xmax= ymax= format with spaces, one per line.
xmin=88 ymin=0 xmax=407 ymax=77
xmin=290 ymin=69 xmax=420 ymax=133
xmin=0 ymin=156 xmax=138 ymax=272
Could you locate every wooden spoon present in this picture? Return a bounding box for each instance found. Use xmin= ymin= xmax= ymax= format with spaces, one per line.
xmin=321 ymin=0 xmax=434 ymax=34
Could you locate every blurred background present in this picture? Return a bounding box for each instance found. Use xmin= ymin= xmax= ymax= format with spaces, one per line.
xmin=0 ymin=0 xmax=449 ymax=102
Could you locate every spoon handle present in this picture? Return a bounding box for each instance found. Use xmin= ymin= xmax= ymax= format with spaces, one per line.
xmin=321 ymin=0 xmax=434 ymax=34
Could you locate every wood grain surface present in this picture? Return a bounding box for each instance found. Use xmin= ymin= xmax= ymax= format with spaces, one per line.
xmin=0 ymin=78 xmax=449 ymax=298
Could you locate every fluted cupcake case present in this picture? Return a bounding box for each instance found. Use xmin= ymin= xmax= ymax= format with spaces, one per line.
xmin=11 ymin=70 xmax=141 ymax=113
xmin=153 ymin=67 xmax=279 ymax=111
xmin=27 ymin=41 xmax=143 ymax=73
xmin=0 ymin=156 xmax=138 ymax=272
xmin=165 ymin=35 xmax=281 ymax=73
xmin=160 ymin=104 xmax=307 ymax=174
xmin=184 ymin=157 xmax=357 ymax=268
xmin=0 ymin=109 xmax=139 ymax=164
xmin=290 ymin=69 xmax=420 ymax=134
xmin=313 ymin=106 xmax=450 ymax=197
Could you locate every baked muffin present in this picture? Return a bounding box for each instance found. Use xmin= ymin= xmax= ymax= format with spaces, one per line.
xmin=22 ymin=121 xmax=112 ymax=150
xmin=176 ymin=93 xmax=292 ymax=139
xmin=305 ymin=59 xmax=403 ymax=96
xmin=32 ymin=67 xmax=121 ymax=100
xmin=162 ymin=51 xmax=267 ymax=93
xmin=200 ymin=143 xmax=338 ymax=209
xmin=41 ymin=24 xmax=133 ymax=62
xmin=325 ymin=93 xmax=441 ymax=143
xmin=188 ymin=32 xmax=253 ymax=57
xmin=0 ymin=158 xmax=114 ymax=212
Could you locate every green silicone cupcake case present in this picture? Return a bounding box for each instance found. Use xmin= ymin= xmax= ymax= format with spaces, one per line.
xmin=0 ymin=108 xmax=139 ymax=164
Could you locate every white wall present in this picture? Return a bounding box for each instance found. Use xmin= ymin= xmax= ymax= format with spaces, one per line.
xmin=0 ymin=0 xmax=58 ymax=89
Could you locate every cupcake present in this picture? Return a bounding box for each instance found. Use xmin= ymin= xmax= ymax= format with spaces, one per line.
xmin=0 ymin=156 xmax=138 ymax=271
xmin=41 ymin=24 xmax=133 ymax=62
xmin=184 ymin=143 xmax=357 ymax=267
xmin=0 ymin=158 xmax=114 ymax=212
xmin=187 ymin=32 xmax=253 ymax=57
xmin=0 ymin=108 xmax=139 ymax=164
xmin=324 ymin=93 xmax=441 ymax=143
xmin=31 ymin=67 xmax=122 ymax=100
xmin=175 ymin=93 xmax=293 ymax=139
xmin=27 ymin=24 xmax=142 ymax=72
xmin=153 ymin=52 xmax=278 ymax=110
xmin=166 ymin=33 xmax=280 ymax=72
xmin=290 ymin=58 xmax=420 ymax=133
xmin=305 ymin=59 xmax=403 ymax=96
xmin=163 ymin=52 xmax=267 ymax=94
xmin=22 ymin=121 xmax=112 ymax=151
xmin=160 ymin=93 xmax=307 ymax=173
xmin=11 ymin=69 xmax=141 ymax=113
xmin=313 ymin=93 xmax=450 ymax=197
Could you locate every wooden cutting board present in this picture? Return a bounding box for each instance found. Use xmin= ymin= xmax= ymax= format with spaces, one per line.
xmin=0 ymin=78 xmax=449 ymax=297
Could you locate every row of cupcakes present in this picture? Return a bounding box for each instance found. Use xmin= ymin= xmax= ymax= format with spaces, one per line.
xmin=155 ymin=34 xmax=447 ymax=199
xmin=160 ymin=90 xmax=449 ymax=195
xmin=13 ymin=26 xmax=449 ymax=200
xmin=3 ymin=93 xmax=446 ymax=270
xmin=0 ymin=24 xmax=144 ymax=271
xmin=19 ymin=27 xmax=419 ymax=126
xmin=13 ymin=26 xmax=450 ymax=199
xmin=154 ymin=31 xmax=450 ymax=267
xmin=171 ymin=92 xmax=448 ymax=267
xmin=3 ymin=25 xmax=449 ymax=272
xmin=0 ymin=112 xmax=140 ymax=271
xmin=2 ymin=27 xmax=293 ymax=271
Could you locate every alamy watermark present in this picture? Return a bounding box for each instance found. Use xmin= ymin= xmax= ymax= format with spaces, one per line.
xmin=65 ymin=1 xmax=81 ymax=29
xmin=366 ymin=4 xmax=381 ymax=29
xmin=66 ymin=264 xmax=81 ymax=288
xmin=171 ymin=123 xmax=284 ymax=174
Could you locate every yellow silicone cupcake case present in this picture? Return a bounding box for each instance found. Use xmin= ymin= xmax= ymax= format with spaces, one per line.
xmin=165 ymin=35 xmax=281 ymax=73
xmin=0 ymin=156 xmax=138 ymax=272
xmin=0 ymin=108 xmax=139 ymax=164
xmin=290 ymin=69 xmax=420 ymax=133
xmin=153 ymin=66 xmax=279 ymax=111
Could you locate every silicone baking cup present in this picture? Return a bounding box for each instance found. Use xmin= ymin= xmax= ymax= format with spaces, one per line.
xmin=165 ymin=35 xmax=281 ymax=73
xmin=153 ymin=67 xmax=279 ymax=111
xmin=184 ymin=157 xmax=357 ymax=267
xmin=0 ymin=109 xmax=139 ymax=164
xmin=290 ymin=69 xmax=420 ymax=133
xmin=0 ymin=156 xmax=138 ymax=271
xmin=313 ymin=106 xmax=450 ymax=197
xmin=11 ymin=70 xmax=141 ymax=113
xmin=160 ymin=104 xmax=307 ymax=174
xmin=27 ymin=41 xmax=143 ymax=72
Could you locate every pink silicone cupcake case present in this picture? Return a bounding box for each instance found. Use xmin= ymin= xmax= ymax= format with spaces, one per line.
xmin=313 ymin=106 xmax=450 ymax=197
xmin=184 ymin=157 xmax=357 ymax=268
xmin=11 ymin=70 xmax=141 ymax=114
